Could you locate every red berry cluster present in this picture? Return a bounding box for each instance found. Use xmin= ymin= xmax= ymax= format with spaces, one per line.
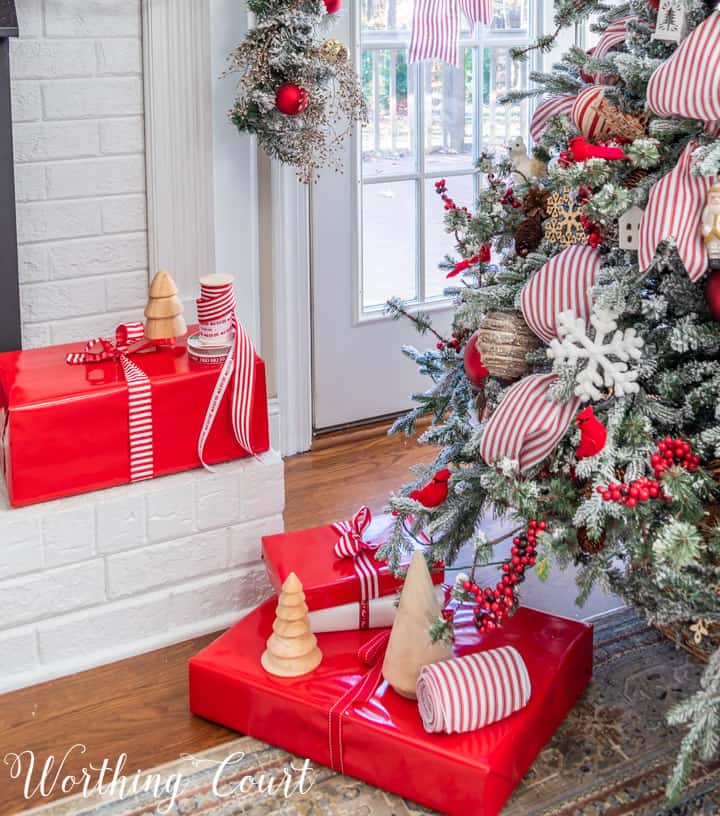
xmin=597 ymin=476 xmax=665 ymax=507
xmin=434 ymin=179 xmax=469 ymax=215
xmin=651 ymin=436 xmax=700 ymax=478
xmin=500 ymin=187 xmax=522 ymax=210
xmin=436 ymin=329 xmax=465 ymax=353
xmin=579 ymin=213 xmax=602 ymax=248
xmin=462 ymin=520 xmax=545 ymax=633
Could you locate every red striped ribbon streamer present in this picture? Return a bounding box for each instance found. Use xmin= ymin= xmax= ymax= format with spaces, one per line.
xmin=647 ymin=11 xmax=720 ymax=123
xmin=639 ymin=141 xmax=713 ymax=282
xmin=530 ymin=95 xmax=574 ymax=143
xmin=416 ymin=645 xmax=531 ymax=734
xmin=66 ymin=322 xmax=154 ymax=482
xmin=593 ymin=17 xmax=632 ymax=59
xmin=521 ymin=246 xmax=599 ymax=343
xmin=332 ymin=506 xmax=381 ymax=602
xmin=408 ymin=0 xmax=492 ymax=67
xmin=196 ymin=279 xmax=259 ymax=466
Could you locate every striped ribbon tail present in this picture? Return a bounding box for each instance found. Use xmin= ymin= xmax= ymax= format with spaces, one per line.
xmin=530 ymin=95 xmax=574 ymax=143
xmin=416 ymin=645 xmax=531 ymax=734
xmin=331 ymin=506 xmax=379 ymax=601
xmin=593 ymin=16 xmax=631 ymax=58
xmin=409 ymin=0 xmax=492 ymax=67
xmin=120 ymin=355 xmax=154 ymax=482
xmin=638 ymin=141 xmax=712 ymax=282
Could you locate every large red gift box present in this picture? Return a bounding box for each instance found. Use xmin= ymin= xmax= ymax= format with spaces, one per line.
xmin=0 ymin=330 xmax=269 ymax=507
xmin=189 ymin=601 xmax=592 ymax=816
xmin=262 ymin=515 xmax=444 ymax=610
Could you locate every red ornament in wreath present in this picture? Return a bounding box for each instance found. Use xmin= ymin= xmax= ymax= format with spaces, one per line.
xmin=275 ymin=83 xmax=308 ymax=116
xmin=707 ymin=269 xmax=720 ymax=321
xmin=324 ymin=0 xmax=342 ymax=12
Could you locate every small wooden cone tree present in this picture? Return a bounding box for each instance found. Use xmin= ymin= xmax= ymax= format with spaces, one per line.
xmin=144 ymin=270 xmax=187 ymax=341
xmin=382 ymin=551 xmax=452 ymax=700
xmin=262 ymin=572 xmax=323 ymax=677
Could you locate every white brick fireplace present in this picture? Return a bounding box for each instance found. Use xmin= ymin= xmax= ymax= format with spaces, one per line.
xmin=0 ymin=1 xmax=285 ymax=692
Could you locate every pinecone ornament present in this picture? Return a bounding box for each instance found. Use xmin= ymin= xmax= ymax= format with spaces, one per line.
xmin=515 ymin=219 xmax=544 ymax=257
xmin=577 ymin=527 xmax=606 ymax=554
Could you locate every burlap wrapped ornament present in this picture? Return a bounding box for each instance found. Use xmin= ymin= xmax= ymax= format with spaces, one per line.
xmin=477 ymin=311 xmax=540 ymax=381
xmin=647 ymin=11 xmax=720 ymax=123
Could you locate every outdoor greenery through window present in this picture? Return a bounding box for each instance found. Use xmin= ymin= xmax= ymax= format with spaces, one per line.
xmin=359 ymin=0 xmax=533 ymax=311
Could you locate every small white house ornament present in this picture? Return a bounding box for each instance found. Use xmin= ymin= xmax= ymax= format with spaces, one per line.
xmin=652 ymin=0 xmax=687 ymax=43
xmin=618 ymin=205 xmax=644 ymax=251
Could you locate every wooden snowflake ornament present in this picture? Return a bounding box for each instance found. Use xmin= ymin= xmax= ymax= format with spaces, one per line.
xmin=544 ymin=188 xmax=588 ymax=247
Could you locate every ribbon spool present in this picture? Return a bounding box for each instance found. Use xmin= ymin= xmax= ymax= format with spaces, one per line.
xmin=188 ymin=274 xmax=236 ymax=363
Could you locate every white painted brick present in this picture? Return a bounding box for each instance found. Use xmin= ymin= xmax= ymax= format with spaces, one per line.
xmin=195 ymin=474 xmax=241 ymax=532
xmin=146 ymin=483 xmax=196 ymax=543
xmin=38 ymin=594 xmax=169 ymax=665
xmin=42 ymin=504 xmax=95 ymax=567
xmin=228 ymin=514 xmax=284 ymax=568
xmin=48 ymin=309 xmax=141 ymax=345
xmin=101 ymin=195 xmax=146 ymax=234
xmin=96 ymin=39 xmax=142 ymax=76
xmin=0 ymin=560 xmax=105 ymax=627
xmin=104 ymin=270 xmax=149 ymax=311
xmin=16 ymin=199 xmax=101 ymax=243
xmin=45 ymin=1 xmax=142 ymax=38
xmin=21 ymin=322 xmax=51 ymax=349
xmin=0 ymin=510 xmax=42 ymax=580
xmin=14 ymin=121 xmax=99 ymax=163
xmin=96 ymin=492 xmax=147 ymax=554
xmin=47 ymin=233 xmax=148 ymax=280
xmin=11 ymin=81 xmax=41 ymax=121
xmin=10 ymin=39 xmax=96 ymax=79
xmin=106 ymin=530 xmax=228 ymax=599
xmin=14 ymin=0 xmax=43 ymax=38
xmin=0 ymin=626 xmax=39 ymax=676
xmin=22 ymin=277 xmax=105 ymax=323
xmin=99 ymin=117 xmax=144 ymax=155
xmin=18 ymin=244 xmax=47 ymax=283
xmin=236 ymin=455 xmax=285 ymax=522
xmin=43 ymin=78 xmax=143 ymax=120
xmin=46 ymin=155 xmax=145 ymax=199
xmin=14 ymin=164 xmax=46 ymax=203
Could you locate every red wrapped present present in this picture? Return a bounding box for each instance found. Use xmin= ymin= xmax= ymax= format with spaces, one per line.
xmin=189 ymin=602 xmax=593 ymax=816
xmin=0 ymin=326 xmax=269 ymax=507
xmin=262 ymin=509 xmax=445 ymax=611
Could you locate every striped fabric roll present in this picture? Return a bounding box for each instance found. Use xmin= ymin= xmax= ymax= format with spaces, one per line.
xmin=480 ymin=374 xmax=580 ymax=473
xmin=571 ymin=86 xmax=613 ymax=142
xmin=638 ymin=141 xmax=712 ymax=282
xmin=408 ymin=0 xmax=491 ymax=67
xmin=530 ymin=95 xmax=574 ymax=143
xmin=521 ymin=246 xmax=599 ymax=343
xmin=647 ymin=11 xmax=720 ymax=123
xmin=593 ymin=17 xmax=631 ymax=59
xmin=416 ymin=645 xmax=531 ymax=734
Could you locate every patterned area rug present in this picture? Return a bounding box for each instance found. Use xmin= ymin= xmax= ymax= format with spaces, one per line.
xmin=26 ymin=610 xmax=720 ymax=816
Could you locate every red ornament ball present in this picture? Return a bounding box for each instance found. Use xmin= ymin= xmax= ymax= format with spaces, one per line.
xmin=275 ymin=83 xmax=308 ymax=116
xmin=324 ymin=0 xmax=342 ymax=12
xmin=707 ymin=269 xmax=720 ymax=321
xmin=463 ymin=331 xmax=489 ymax=388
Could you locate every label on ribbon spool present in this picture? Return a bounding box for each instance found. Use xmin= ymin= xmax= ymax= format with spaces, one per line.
xmin=197 ymin=274 xmax=235 ymax=346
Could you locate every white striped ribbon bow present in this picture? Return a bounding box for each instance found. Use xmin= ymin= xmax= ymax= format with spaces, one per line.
xmin=196 ymin=279 xmax=260 ymax=467
xmin=416 ymin=645 xmax=531 ymax=734
xmin=332 ymin=506 xmax=381 ymax=602
xmin=409 ymin=0 xmax=492 ymax=67
xmin=65 ymin=322 xmax=154 ymax=482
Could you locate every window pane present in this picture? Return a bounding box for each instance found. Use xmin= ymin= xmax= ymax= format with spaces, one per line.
xmin=424 ymin=50 xmax=474 ymax=175
xmin=362 ymin=180 xmax=417 ymax=308
xmin=481 ymin=48 xmax=528 ymax=150
xmin=361 ymin=0 xmax=412 ymax=34
xmin=491 ymin=0 xmax=529 ymax=32
xmin=362 ymin=50 xmax=416 ymax=178
xmin=425 ymin=175 xmax=476 ymax=299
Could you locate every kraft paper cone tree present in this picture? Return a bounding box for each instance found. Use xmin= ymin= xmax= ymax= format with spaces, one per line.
xmin=144 ymin=270 xmax=187 ymax=341
xmin=382 ymin=551 xmax=452 ymax=700
xmin=262 ymin=572 xmax=323 ymax=677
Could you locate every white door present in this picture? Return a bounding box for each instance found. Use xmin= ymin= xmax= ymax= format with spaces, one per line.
xmin=311 ymin=0 xmax=535 ymax=430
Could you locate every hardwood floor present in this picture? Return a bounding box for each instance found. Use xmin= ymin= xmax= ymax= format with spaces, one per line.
xmin=0 ymin=424 xmax=431 ymax=816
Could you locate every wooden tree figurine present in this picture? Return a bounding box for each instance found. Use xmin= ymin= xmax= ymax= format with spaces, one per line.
xmin=144 ymin=270 xmax=187 ymax=341
xmin=262 ymin=572 xmax=323 ymax=677
xmin=382 ymin=551 xmax=452 ymax=699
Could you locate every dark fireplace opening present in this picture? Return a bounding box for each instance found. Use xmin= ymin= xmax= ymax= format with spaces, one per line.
xmin=0 ymin=0 xmax=19 ymax=353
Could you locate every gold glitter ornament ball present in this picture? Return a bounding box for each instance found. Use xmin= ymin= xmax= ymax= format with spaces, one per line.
xmin=320 ymin=39 xmax=349 ymax=62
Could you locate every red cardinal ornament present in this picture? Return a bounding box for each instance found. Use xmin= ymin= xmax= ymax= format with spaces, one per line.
xmin=410 ymin=469 xmax=451 ymax=508
xmin=575 ymin=406 xmax=607 ymax=460
xmin=275 ymin=83 xmax=308 ymax=116
xmin=324 ymin=0 xmax=342 ymax=11
xmin=707 ymin=270 xmax=720 ymax=321
xmin=569 ymin=136 xmax=627 ymax=162
xmin=463 ymin=331 xmax=489 ymax=388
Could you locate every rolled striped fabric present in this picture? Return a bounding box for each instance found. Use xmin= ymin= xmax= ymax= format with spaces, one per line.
xmin=647 ymin=10 xmax=720 ymax=123
xmin=593 ymin=17 xmax=631 ymax=59
xmin=638 ymin=141 xmax=712 ymax=282
xmin=571 ymin=86 xmax=613 ymax=142
xmin=521 ymin=246 xmax=600 ymax=344
xmin=408 ymin=0 xmax=491 ymax=67
xmin=416 ymin=645 xmax=531 ymax=734
xmin=530 ymin=95 xmax=574 ymax=143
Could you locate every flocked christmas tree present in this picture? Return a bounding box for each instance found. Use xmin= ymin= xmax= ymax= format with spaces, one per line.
xmin=380 ymin=0 xmax=720 ymax=797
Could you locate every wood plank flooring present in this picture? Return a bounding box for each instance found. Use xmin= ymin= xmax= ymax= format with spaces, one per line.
xmin=0 ymin=424 xmax=430 ymax=816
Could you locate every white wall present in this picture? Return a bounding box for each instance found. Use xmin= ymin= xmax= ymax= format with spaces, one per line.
xmin=10 ymin=0 xmax=149 ymax=349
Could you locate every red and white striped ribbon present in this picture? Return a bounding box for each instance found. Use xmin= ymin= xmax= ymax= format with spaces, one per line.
xmin=66 ymin=322 xmax=154 ymax=482
xmin=480 ymin=374 xmax=581 ymax=473
xmin=530 ymin=95 xmax=574 ymax=143
xmin=409 ymin=0 xmax=492 ymax=67
xmin=332 ymin=506 xmax=381 ymax=602
xmin=647 ymin=10 xmax=720 ymax=123
xmin=593 ymin=16 xmax=631 ymax=58
xmin=196 ymin=280 xmax=260 ymax=466
xmin=639 ymin=141 xmax=712 ymax=282
xmin=416 ymin=645 xmax=531 ymax=734
xmin=520 ymin=246 xmax=600 ymax=343
xmin=571 ymin=86 xmax=613 ymax=142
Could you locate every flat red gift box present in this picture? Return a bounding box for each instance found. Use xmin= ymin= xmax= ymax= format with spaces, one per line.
xmin=0 ymin=329 xmax=269 ymax=507
xmin=189 ymin=601 xmax=593 ymax=816
xmin=262 ymin=515 xmax=445 ymax=610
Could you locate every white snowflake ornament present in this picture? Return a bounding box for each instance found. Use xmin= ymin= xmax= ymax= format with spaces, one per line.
xmin=547 ymin=307 xmax=645 ymax=402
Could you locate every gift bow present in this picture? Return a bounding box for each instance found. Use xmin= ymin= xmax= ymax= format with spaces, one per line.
xmin=332 ymin=505 xmax=373 ymax=558
xmin=409 ymin=0 xmax=492 ymax=68
xmin=65 ymin=322 xmax=146 ymax=364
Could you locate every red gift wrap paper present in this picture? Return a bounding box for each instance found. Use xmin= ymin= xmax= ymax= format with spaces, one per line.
xmin=0 ymin=329 xmax=269 ymax=507
xmin=189 ymin=603 xmax=593 ymax=816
